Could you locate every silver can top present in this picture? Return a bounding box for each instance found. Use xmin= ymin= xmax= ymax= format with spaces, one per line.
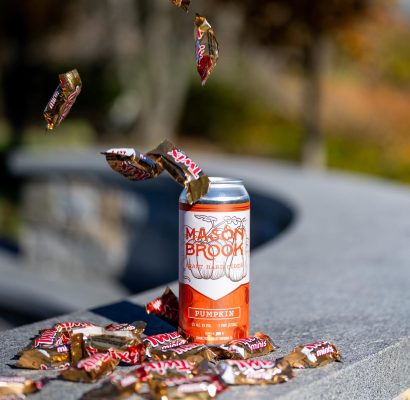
xmin=180 ymin=176 xmax=249 ymax=205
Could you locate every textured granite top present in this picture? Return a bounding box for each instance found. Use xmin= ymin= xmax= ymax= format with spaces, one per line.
xmin=2 ymin=154 xmax=410 ymax=399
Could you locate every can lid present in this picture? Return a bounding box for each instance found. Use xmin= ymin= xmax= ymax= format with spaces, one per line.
xmin=209 ymin=177 xmax=243 ymax=184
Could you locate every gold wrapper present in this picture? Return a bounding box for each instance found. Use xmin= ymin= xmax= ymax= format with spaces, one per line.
xmin=43 ymin=69 xmax=82 ymax=130
xmin=149 ymin=375 xmax=226 ymax=400
xmin=143 ymin=331 xmax=187 ymax=358
xmin=147 ymin=141 xmax=210 ymax=204
xmin=16 ymin=347 xmax=71 ymax=370
xmin=60 ymin=353 xmax=119 ymax=383
xmin=217 ymin=359 xmax=293 ymax=385
xmin=82 ymin=371 xmax=142 ymax=400
xmin=150 ymin=343 xmax=216 ymax=362
xmin=170 ymin=0 xmax=190 ymax=12
xmin=137 ymin=359 xmax=199 ymax=380
xmin=282 ymin=340 xmax=341 ymax=368
xmin=0 ymin=376 xmax=47 ymax=396
xmin=103 ymin=141 xmax=210 ymax=204
xmin=195 ymin=14 xmax=219 ymax=85
xmin=145 ymin=287 xmax=179 ymax=326
xmin=102 ymin=149 xmax=162 ymax=181
xmin=70 ymin=333 xmax=86 ymax=365
xmin=217 ymin=332 xmax=278 ymax=360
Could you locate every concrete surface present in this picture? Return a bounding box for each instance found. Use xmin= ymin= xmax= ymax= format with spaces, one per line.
xmin=1 ymin=154 xmax=410 ymax=399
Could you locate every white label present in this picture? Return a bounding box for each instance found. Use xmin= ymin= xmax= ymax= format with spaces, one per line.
xmin=179 ymin=207 xmax=250 ymax=300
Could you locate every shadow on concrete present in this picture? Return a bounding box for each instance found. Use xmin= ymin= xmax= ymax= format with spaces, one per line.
xmin=92 ymin=300 xmax=175 ymax=335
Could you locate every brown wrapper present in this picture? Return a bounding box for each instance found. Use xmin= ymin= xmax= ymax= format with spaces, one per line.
xmin=217 ymin=332 xmax=278 ymax=360
xmin=102 ymin=148 xmax=162 ymax=182
xmin=195 ymin=14 xmax=219 ymax=85
xmin=136 ymin=359 xmax=200 ymax=380
xmin=170 ymin=0 xmax=190 ymax=12
xmin=60 ymin=353 xmax=119 ymax=383
xmin=43 ymin=69 xmax=82 ymax=130
xmin=150 ymin=343 xmax=216 ymax=362
xmin=217 ymin=359 xmax=293 ymax=385
xmin=81 ymin=371 xmax=142 ymax=400
xmin=282 ymin=340 xmax=341 ymax=368
xmin=16 ymin=346 xmax=71 ymax=370
xmin=103 ymin=141 xmax=210 ymax=205
xmin=143 ymin=331 xmax=187 ymax=358
xmin=149 ymin=374 xmax=226 ymax=400
xmin=76 ymin=331 xmax=145 ymax=365
xmin=147 ymin=140 xmax=210 ymax=204
xmin=0 ymin=376 xmax=48 ymax=397
xmin=145 ymin=287 xmax=179 ymax=326
xmin=70 ymin=333 xmax=86 ymax=365
xmin=24 ymin=328 xmax=70 ymax=350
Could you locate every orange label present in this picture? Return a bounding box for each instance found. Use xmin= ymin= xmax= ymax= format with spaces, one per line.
xmin=179 ymin=202 xmax=250 ymax=344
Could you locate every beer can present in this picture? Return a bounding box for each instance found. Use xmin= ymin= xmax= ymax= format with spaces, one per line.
xmin=179 ymin=177 xmax=250 ymax=345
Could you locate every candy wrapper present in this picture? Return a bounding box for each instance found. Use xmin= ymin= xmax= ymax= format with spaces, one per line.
xmin=0 ymin=376 xmax=48 ymax=397
xmin=73 ymin=330 xmax=145 ymax=365
xmin=282 ymin=340 xmax=341 ymax=368
xmin=145 ymin=287 xmax=179 ymax=326
xmin=27 ymin=328 xmax=70 ymax=350
xmin=103 ymin=140 xmax=209 ymax=204
xmin=217 ymin=359 xmax=293 ymax=385
xmin=16 ymin=346 xmax=71 ymax=370
xmin=150 ymin=342 xmax=216 ymax=362
xmin=72 ymin=321 xmax=146 ymax=339
xmin=60 ymin=353 xmax=119 ymax=383
xmin=195 ymin=14 xmax=219 ymax=85
xmin=53 ymin=321 xmax=94 ymax=333
xmin=82 ymin=370 xmax=142 ymax=400
xmin=137 ymin=359 xmax=201 ymax=380
xmin=43 ymin=69 xmax=82 ymax=130
xmin=143 ymin=331 xmax=187 ymax=358
xmin=216 ymin=332 xmax=278 ymax=360
xmin=149 ymin=375 xmax=226 ymax=400
xmin=170 ymin=0 xmax=190 ymax=12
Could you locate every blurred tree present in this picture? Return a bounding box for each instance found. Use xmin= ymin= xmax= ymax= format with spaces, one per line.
xmin=0 ymin=0 xmax=67 ymax=148
xmin=128 ymin=0 xmax=193 ymax=146
xmin=214 ymin=0 xmax=379 ymax=166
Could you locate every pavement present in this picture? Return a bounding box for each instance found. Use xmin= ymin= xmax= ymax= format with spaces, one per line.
xmin=1 ymin=153 xmax=410 ymax=399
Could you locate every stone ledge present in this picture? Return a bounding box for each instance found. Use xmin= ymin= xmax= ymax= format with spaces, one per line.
xmin=2 ymin=154 xmax=410 ymax=399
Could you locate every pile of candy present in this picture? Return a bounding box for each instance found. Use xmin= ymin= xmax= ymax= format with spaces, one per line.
xmin=0 ymin=288 xmax=341 ymax=399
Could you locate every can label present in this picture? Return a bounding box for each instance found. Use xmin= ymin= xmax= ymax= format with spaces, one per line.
xmin=179 ymin=202 xmax=250 ymax=344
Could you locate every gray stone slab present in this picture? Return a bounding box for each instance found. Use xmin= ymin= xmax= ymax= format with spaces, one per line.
xmin=2 ymin=154 xmax=410 ymax=399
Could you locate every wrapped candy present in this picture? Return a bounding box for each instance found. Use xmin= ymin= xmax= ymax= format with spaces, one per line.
xmin=145 ymin=287 xmax=179 ymax=326
xmin=103 ymin=141 xmax=210 ymax=204
xmin=149 ymin=342 xmax=216 ymax=362
xmin=282 ymin=340 xmax=341 ymax=368
xmin=217 ymin=359 xmax=293 ymax=385
xmin=170 ymin=0 xmax=191 ymax=12
xmin=149 ymin=374 xmax=226 ymax=400
xmin=43 ymin=69 xmax=82 ymax=130
xmin=60 ymin=353 xmax=119 ymax=383
xmin=0 ymin=376 xmax=48 ymax=397
xmin=16 ymin=346 xmax=71 ymax=370
xmin=195 ymin=14 xmax=219 ymax=85
xmin=143 ymin=331 xmax=187 ymax=358
xmin=216 ymin=332 xmax=278 ymax=360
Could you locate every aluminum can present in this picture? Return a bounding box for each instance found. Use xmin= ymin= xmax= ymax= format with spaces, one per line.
xmin=179 ymin=177 xmax=250 ymax=345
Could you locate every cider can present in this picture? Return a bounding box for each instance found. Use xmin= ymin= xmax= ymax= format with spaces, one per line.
xmin=179 ymin=177 xmax=250 ymax=345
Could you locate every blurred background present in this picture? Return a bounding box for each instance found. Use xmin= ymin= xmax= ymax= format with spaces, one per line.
xmin=0 ymin=0 xmax=408 ymax=329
